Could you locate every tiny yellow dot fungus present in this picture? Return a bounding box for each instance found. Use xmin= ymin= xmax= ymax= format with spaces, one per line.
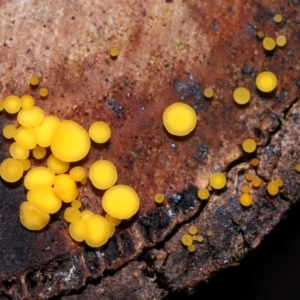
xmin=241 ymin=185 xmax=251 ymax=194
xmin=242 ymin=138 xmax=257 ymax=153
xmin=24 ymin=167 xmax=55 ymax=190
xmin=69 ymin=219 xmax=87 ymax=242
xmin=0 ymin=99 xmax=4 ymax=111
xmin=233 ymin=87 xmax=251 ymax=105
xmin=262 ymin=37 xmax=276 ymax=51
xmin=4 ymin=95 xmax=21 ymax=114
xmin=64 ymin=207 xmax=81 ymax=223
xmin=32 ymin=146 xmax=46 ymax=160
xmin=206 ymin=230 xmax=214 ymax=237
xmin=210 ymin=172 xmax=226 ymax=190
xmin=18 ymin=158 xmax=31 ymax=171
xmin=85 ymin=215 xmax=110 ymax=247
xmin=17 ymin=106 xmax=45 ymax=128
xmin=181 ymin=234 xmax=193 ymax=246
xmin=188 ymin=244 xmax=196 ymax=252
xmin=29 ymin=75 xmax=39 ymax=86
xmin=71 ymin=199 xmax=82 ymax=209
xmin=69 ymin=166 xmax=86 ymax=182
xmin=108 ymin=223 xmax=116 ymax=238
xmin=274 ymin=14 xmax=283 ymax=23
xmin=80 ymin=177 xmax=87 ymax=185
xmin=274 ymin=178 xmax=283 ymax=187
xmin=54 ymin=174 xmax=78 ymax=203
xmin=105 ymin=213 xmax=121 ymax=226
xmin=197 ymin=188 xmax=210 ymax=200
xmin=276 ymin=35 xmax=287 ymax=47
xmin=0 ymin=158 xmax=24 ymax=182
xmin=245 ymin=173 xmax=253 ymax=181
xmin=81 ymin=210 xmax=94 ymax=220
xmin=256 ymin=30 xmax=265 ymax=40
xmin=252 ymin=177 xmax=262 ymax=188
xmin=239 ymin=193 xmax=252 ymax=206
xmin=256 ymin=71 xmax=277 ymax=93
xmin=192 ymin=235 xmax=198 ymax=241
xmin=39 ymin=88 xmax=48 ymax=98
xmin=203 ymin=88 xmax=214 ymax=98
xmin=267 ymin=181 xmax=279 ymax=196
xmin=88 ymin=121 xmax=111 ymax=143
xmin=21 ymin=95 xmax=34 ymax=110
xmin=196 ymin=235 xmax=204 ymax=242
xmin=250 ymin=158 xmax=259 ymax=167
xmin=3 ymin=124 xmax=16 ymax=139
xmin=154 ymin=193 xmax=165 ymax=203
xmin=295 ymin=164 xmax=300 ymax=172
xmin=47 ymin=154 xmax=70 ymax=174
xmin=110 ymin=47 xmax=119 ymax=58
xmin=188 ymin=225 xmax=198 ymax=235
xmin=14 ymin=126 xmax=37 ymax=149
xmin=10 ymin=142 xmax=29 ymax=160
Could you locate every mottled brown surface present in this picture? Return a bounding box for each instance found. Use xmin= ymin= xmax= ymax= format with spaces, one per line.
xmin=0 ymin=0 xmax=299 ymax=299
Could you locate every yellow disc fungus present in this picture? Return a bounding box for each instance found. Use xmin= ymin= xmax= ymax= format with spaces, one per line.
xmin=188 ymin=244 xmax=196 ymax=252
xmin=54 ymin=174 xmax=78 ymax=203
xmin=239 ymin=193 xmax=252 ymax=206
xmin=241 ymin=185 xmax=251 ymax=194
xmin=197 ymin=188 xmax=210 ymax=200
xmin=105 ymin=213 xmax=121 ymax=226
xmin=102 ymin=185 xmax=140 ymax=219
xmin=51 ymin=120 xmax=91 ymax=162
xmin=17 ymin=106 xmax=44 ymax=128
xmin=21 ymin=95 xmax=34 ymax=110
xmin=39 ymin=88 xmax=48 ymax=98
xmin=295 ymin=164 xmax=300 ymax=172
xmin=0 ymin=158 xmax=23 ymax=182
xmin=80 ymin=177 xmax=87 ymax=185
xmin=10 ymin=142 xmax=29 ymax=160
xmin=69 ymin=166 xmax=86 ymax=182
xmin=19 ymin=202 xmax=50 ymax=231
xmin=203 ymin=88 xmax=214 ymax=98
xmin=252 ymin=177 xmax=262 ymax=188
xmin=64 ymin=207 xmax=81 ymax=223
xmin=24 ymin=167 xmax=55 ymax=190
xmin=88 ymin=121 xmax=111 ymax=143
xmin=14 ymin=126 xmax=37 ymax=149
xmin=250 ymin=158 xmax=259 ymax=167
xmin=245 ymin=173 xmax=253 ymax=181
xmin=154 ymin=193 xmax=165 ymax=203
xmin=206 ymin=230 xmax=214 ymax=237
xmin=32 ymin=146 xmax=46 ymax=159
xmin=71 ymin=200 xmax=82 ymax=209
xmin=29 ymin=75 xmax=39 ymax=86
xmin=27 ymin=187 xmax=62 ymax=214
xmin=256 ymin=71 xmax=277 ymax=93
xmin=81 ymin=210 xmax=94 ymax=220
xmin=188 ymin=225 xmax=198 ymax=235
xmin=3 ymin=124 xmax=16 ymax=139
xmin=85 ymin=215 xmax=110 ymax=248
xmin=242 ymin=138 xmax=257 ymax=153
xmin=69 ymin=219 xmax=87 ymax=242
xmin=196 ymin=235 xmax=204 ymax=242
xmin=181 ymin=234 xmax=193 ymax=246
xmin=110 ymin=47 xmax=119 ymax=58
xmin=274 ymin=14 xmax=283 ymax=23
xmin=89 ymin=160 xmax=118 ymax=190
xmin=256 ymin=30 xmax=265 ymax=40
xmin=262 ymin=37 xmax=276 ymax=51
xmin=275 ymin=178 xmax=283 ymax=187
xmin=233 ymin=87 xmax=251 ymax=105
xmin=47 ymin=154 xmax=70 ymax=174
xmin=267 ymin=181 xmax=279 ymax=196
xmin=162 ymin=102 xmax=197 ymax=136
xmin=108 ymin=224 xmax=116 ymax=238
xmin=4 ymin=95 xmax=21 ymax=114
xmin=0 ymin=99 xmax=4 ymax=111
xmin=210 ymin=172 xmax=226 ymax=189
xmin=34 ymin=115 xmax=60 ymax=148
xmin=19 ymin=158 xmax=31 ymax=171
xmin=276 ymin=35 xmax=287 ymax=47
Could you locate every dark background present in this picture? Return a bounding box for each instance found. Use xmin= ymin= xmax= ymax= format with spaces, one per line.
xmin=170 ymin=201 xmax=300 ymax=300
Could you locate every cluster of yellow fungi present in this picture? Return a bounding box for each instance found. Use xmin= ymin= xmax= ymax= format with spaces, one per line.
xmin=0 ymin=75 xmax=140 ymax=248
xmin=181 ymin=225 xmax=207 ymax=253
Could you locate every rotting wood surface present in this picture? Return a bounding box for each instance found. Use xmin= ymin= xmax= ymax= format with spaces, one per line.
xmin=0 ymin=0 xmax=299 ymax=299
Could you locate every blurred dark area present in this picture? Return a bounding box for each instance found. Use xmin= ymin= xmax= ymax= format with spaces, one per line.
xmin=169 ymin=201 xmax=300 ymax=300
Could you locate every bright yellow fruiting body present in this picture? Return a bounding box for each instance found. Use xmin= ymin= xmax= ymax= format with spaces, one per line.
xmin=89 ymin=160 xmax=118 ymax=190
xmin=275 ymin=178 xmax=283 ymax=187
xmin=24 ymin=167 xmax=55 ymax=190
xmin=242 ymin=138 xmax=257 ymax=153
xmin=181 ymin=234 xmax=193 ymax=246
xmin=69 ymin=166 xmax=86 ymax=182
xmin=203 ymin=88 xmax=214 ymax=98
xmin=80 ymin=177 xmax=87 ymax=185
xmin=32 ymin=146 xmax=46 ymax=159
xmin=3 ymin=124 xmax=16 ymax=139
xmin=19 ymin=158 xmax=31 ymax=171
xmin=54 ymin=174 xmax=78 ymax=203
xmin=4 ymin=95 xmax=21 ymax=114
xmin=239 ymin=193 xmax=252 ymax=206
xmin=210 ymin=172 xmax=226 ymax=189
xmin=110 ymin=47 xmax=119 ymax=57
xmin=197 ymin=188 xmax=210 ymax=200
xmin=256 ymin=30 xmax=265 ymax=40
xmin=19 ymin=202 xmax=50 ymax=230
xmin=64 ymin=207 xmax=81 ymax=223
xmin=233 ymin=87 xmax=251 ymax=105
xmin=241 ymin=185 xmax=251 ymax=194
xmin=206 ymin=230 xmax=214 ymax=237
xmin=295 ymin=164 xmax=300 ymax=172
xmin=163 ymin=102 xmax=197 ymax=136
xmin=196 ymin=235 xmax=204 ymax=242
xmin=81 ymin=210 xmax=94 ymax=220
xmin=250 ymin=158 xmax=259 ymax=167
xmin=154 ymin=193 xmax=165 ymax=203
xmin=29 ymin=75 xmax=39 ymax=86
xmin=69 ymin=219 xmax=87 ymax=242
xmin=10 ymin=142 xmax=29 ymax=159
xmin=245 ymin=173 xmax=253 ymax=181
xmin=0 ymin=99 xmax=4 ymax=111
xmin=108 ymin=223 xmax=116 ymax=238
xmin=27 ymin=187 xmax=62 ymax=214
xmin=89 ymin=121 xmax=111 ymax=143
xmin=51 ymin=120 xmax=91 ymax=162
xmin=21 ymin=95 xmax=34 ymax=110
xmin=274 ymin=14 xmax=283 ymax=23
xmin=252 ymin=177 xmax=262 ymax=187
xmin=0 ymin=158 xmax=23 ymax=182
xmin=276 ymin=35 xmax=287 ymax=47
xmin=262 ymin=37 xmax=276 ymax=51
xmin=188 ymin=244 xmax=196 ymax=252
xmin=17 ymin=106 xmax=44 ymax=128
xmin=47 ymin=154 xmax=70 ymax=174
xmin=267 ymin=181 xmax=279 ymax=196
xmin=256 ymin=71 xmax=277 ymax=92
xmin=85 ymin=215 xmax=110 ymax=247
xmin=14 ymin=126 xmax=37 ymax=149
xmin=102 ymin=185 xmax=140 ymax=219
xmin=71 ymin=200 xmax=82 ymax=209
xmin=105 ymin=213 xmax=121 ymax=226
xmin=39 ymin=88 xmax=48 ymax=97
xmin=188 ymin=225 xmax=198 ymax=235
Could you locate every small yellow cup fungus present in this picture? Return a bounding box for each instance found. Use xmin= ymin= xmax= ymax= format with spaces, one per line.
xmin=252 ymin=177 xmax=262 ymax=188
xmin=18 ymin=158 xmax=31 ymax=171
xmin=239 ymin=193 xmax=252 ymax=206
xmin=34 ymin=115 xmax=60 ymax=148
xmin=181 ymin=234 xmax=193 ymax=246
xmin=188 ymin=225 xmax=198 ymax=235
xmin=24 ymin=167 xmax=55 ymax=190
xmin=3 ymin=124 xmax=16 ymax=139
xmin=163 ymin=102 xmax=197 ymax=136
xmin=0 ymin=99 xmax=4 ymax=111
xmin=267 ymin=181 xmax=279 ymax=196
xmin=196 ymin=235 xmax=203 ymax=242
xmin=210 ymin=172 xmax=227 ymax=189
xmin=69 ymin=166 xmax=86 ymax=182
xmin=274 ymin=178 xmax=283 ymax=187
xmin=27 ymin=187 xmax=62 ymax=214
xmin=39 ymin=88 xmax=48 ymax=98
xmin=85 ymin=215 xmax=110 ymax=248
xmin=54 ymin=174 xmax=78 ymax=203
xmin=276 ymin=35 xmax=287 ymax=47
xmin=17 ymin=106 xmax=44 ymax=128
xmin=47 ymin=154 xmax=70 ymax=174
xmin=102 ymin=185 xmax=140 ymax=219
xmin=241 ymin=185 xmax=251 ymax=194
xmin=88 ymin=160 xmax=118 ymax=190
xmin=233 ymin=87 xmax=251 ymax=105
xmin=69 ymin=219 xmax=87 ymax=242
xmin=256 ymin=30 xmax=265 ymax=40
xmin=250 ymin=158 xmax=259 ymax=167
xmin=71 ymin=200 xmax=82 ymax=209
xmin=29 ymin=75 xmax=39 ymax=86
xmin=245 ymin=173 xmax=253 ymax=181
xmin=64 ymin=207 xmax=81 ymax=223
xmin=108 ymin=223 xmax=116 ymax=238
xmin=188 ymin=244 xmax=196 ymax=252
xmin=203 ymin=88 xmax=214 ymax=98
xmin=197 ymin=188 xmax=210 ymax=200
xmin=242 ymin=138 xmax=257 ymax=153
xmin=19 ymin=202 xmax=50 ymax=230
xmin=21 ymin=95 xmax=34 ymax=110
xmin=51 ymin=120 xmax=91 ymax=162
xmin=206 ymin=230 xmax=214 ymax=237
xmin=32 ymin=146 xmax=46 ymax=159
xmin=262 ymin=37 xmax=276 ymax=51
xmin=295 ymin=164 xmax=300 ymax=172
xmin=80 ymin=177 xmax=87 ymax=185
xmin=10 ymin=142 xmax=29 ymax=160
xmin=256 ymin=71 xmax=277 ymax=93
xmin=81 ymin=210 xmax=94 ymax=220
xmin=14 ymin=126 xmax=37 ymax=149
xmin=273 ymin=14 xmax=283 ymax=23
xmin=0 ymin=158 xmax=23 ymax=182
xmin=4 ymin=95 xmax=21 ymax=114
xmin=110 ymin=47 xmax=119 ymax=58
xmin=88 ymin=121 xmax=111 ymax=143
xmin=154 ymin=193 xmax=165 ymax=203
xmin=105 ymin=213 xmax=121 ymax=226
